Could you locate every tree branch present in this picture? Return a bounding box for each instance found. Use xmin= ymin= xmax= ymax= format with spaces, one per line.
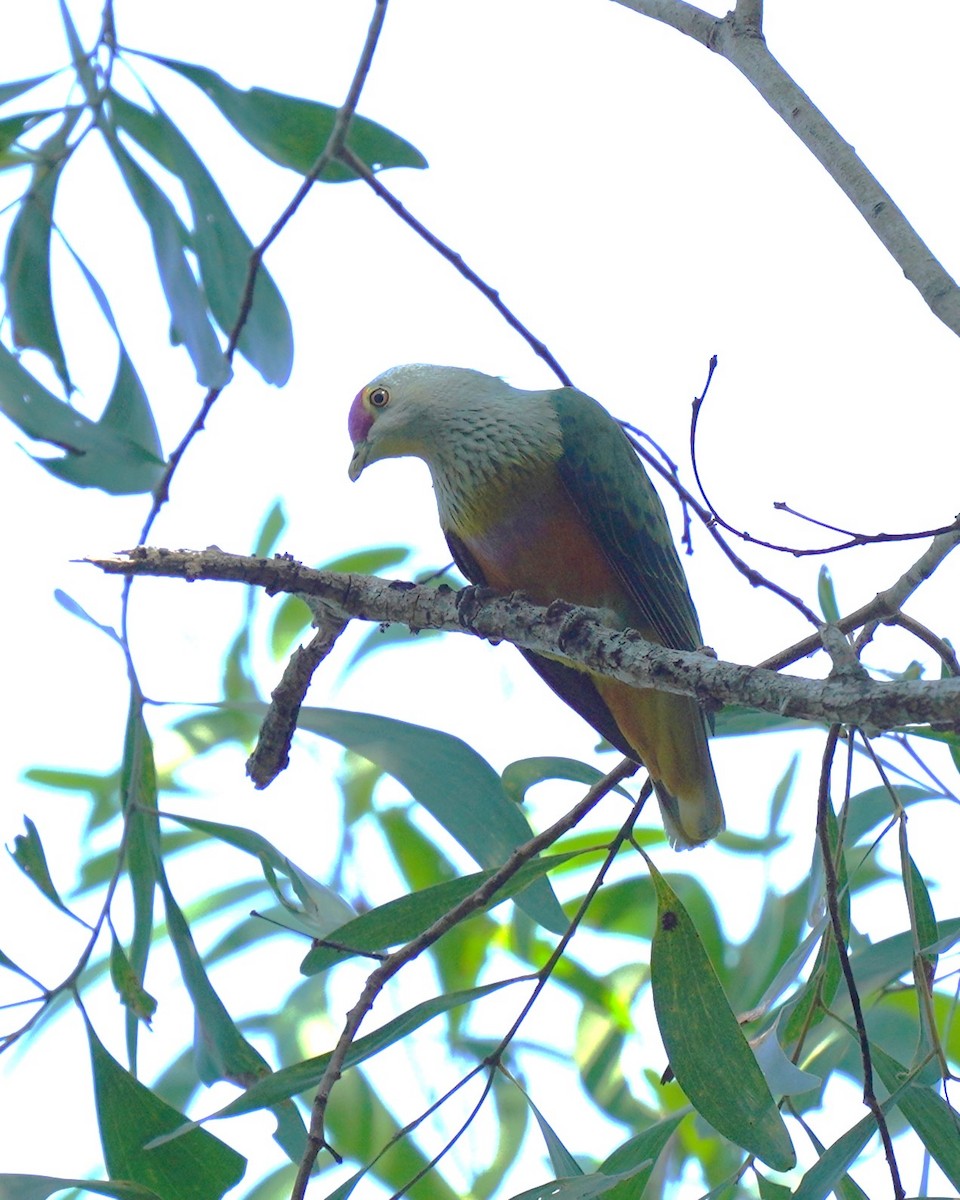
xmin=609 ymin=0 xmax=960 ymax=339
xmin=87 ymin=547 xmax=960 ymax=731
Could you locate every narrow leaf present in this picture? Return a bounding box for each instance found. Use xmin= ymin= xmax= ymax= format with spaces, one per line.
xmin=110 ymin=92 xmax=292 ymax=384
xmin=136 ymin=54 xmax=427 ymax=180
xmin=817 ymin=565 xmax=840 ymax=624
xmin=107 ymin=138 xmax=230 ymax=387
xmin=0 ymin=343 xmax=164 ymax=494
xmin=500 ymin=1074 xmax=583 ymax=1179
xmin=9 ymin=816 xmax=87 ymax=924
xmin=183 ymin=977 xmax=523 ymax=1128
xmin=501 ymin=757 xmax=632 ymax=805
xmin=86 ymin=1019 xmax=246 ymax=1199
xmin=296 ymin=706 xmax=567 ymax=933
xmin=0 ymin=1176 xmax=160 ymax=1200
xmin=109 ymin=935 xmax=158 ymax=1025
xmin=645 ymin=855 xmax=795 ymax=1171
xmin=870 ymin=1044 xmax=960 ymax=1189
xmin=300 ymin=852 xmax=579 ymax=975
xmin=0 ymin=73 xmax=56 ymax=106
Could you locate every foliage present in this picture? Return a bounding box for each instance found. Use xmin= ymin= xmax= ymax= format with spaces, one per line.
xmin=2 ymin=5 xmax=960 ymax=1200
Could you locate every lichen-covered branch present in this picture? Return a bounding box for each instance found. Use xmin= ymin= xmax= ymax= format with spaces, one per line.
xmin=88 ymin=547 xmax=960 ymax=731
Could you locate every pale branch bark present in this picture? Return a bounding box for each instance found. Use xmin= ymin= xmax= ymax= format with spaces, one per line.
xmin=608 ymin=0 xmax=960 ymax=339
xmin=88 ymin=548 xmax=960 ymax=731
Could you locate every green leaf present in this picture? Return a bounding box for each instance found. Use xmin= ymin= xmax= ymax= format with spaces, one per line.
xmin=322 ymin=545 xmax=412 ymax=574
xmin=136 ymin=54 xmax=427 ymax=181
xmin=0 ymin=1177 xmax=160 ymax=1200
xmin=343 ymin=621 xmax=443 ymax=672
xmin=268 ymin=593 xmax=313 ymax=659
xmin=503 ymin=1165 xmax=655 ymax=1200
xmin=58 ymin=0 xmax=97 ymax=101
xmin=9 ymin=816 xmax=87 ymax=924
xmin=109 ymin=935 xmax=158 ymax=1025
xmin=120 ymin=701 xmax=160 ymax=1072
xmin=644 ymin=855 xmax=795 ymax=1171
xmin=3 ymin=114 xmax=77 ymax=389
xmin=0 ymin=342 xmax=165 ymax=493
xmin=109 ymin=92 xmax=293 ymax=385
xmin=185 ymin=977 xmax=523 ymax=1127
xmin=843 ymin=784 xmax=938 ymax=848
xmin=86 ymin=1019 xmax=246 ymax=1200
xmin=511 ymin=1078 xmax=583 ymax=1178
xmin=301 ymin=852 xmax=578 ymax=975
xmin=254 ymin=501 xmax=287 ymax=558
xmin=295 ymin=706 xmax=567 ymax=934
xmin=0 ymin=73 xmax=57 ymax=106
xmin=157 ymin=869 xmax=272 ymax=1087
xmin=597 ymin=1112 xmax=684 ymax=1181
xmin=870 ymin=1044 xmax=960 ymax=1189
xmin=905 ymin=852 xmax=938 ymax=983
xmin=755 ymin=1176 xmax=792 ymax=1200
xmin=54 ymin=589 xmax=121 ymax=642
xmin=791 ymin=1102 xmax=890 ymax=1200
xmin=161 ymin=811 xmax=356 ymax=937
xmin=768 ymin=753 xmax=799 ymax=833
xmin=817 ymin=565 xmax=840 ymax=624
xmin=501 ymin=757 xmax=632 ymax=805
xmin=107 ymin=137 xmax=230 ymax=388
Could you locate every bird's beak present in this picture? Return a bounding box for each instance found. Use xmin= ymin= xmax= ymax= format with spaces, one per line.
xmin=348 ymin=441 xmax=369 ymax=482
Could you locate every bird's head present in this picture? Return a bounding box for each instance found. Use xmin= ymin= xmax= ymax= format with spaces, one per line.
xmin=347 ymin=363 xmax=514 ymax=482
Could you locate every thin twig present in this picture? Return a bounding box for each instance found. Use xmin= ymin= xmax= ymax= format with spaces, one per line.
xmin=138 ymin=0 xmax=391 ymax=542
xmin=290 ymin=758 xmax=637 ymax=1197
xmin=816 ymin=726 xmax=904 ymax=1199
xmin=335 ymin=143 xmax=573 ymax=388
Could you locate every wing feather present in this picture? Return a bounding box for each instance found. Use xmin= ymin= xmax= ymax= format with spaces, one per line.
xmin=551 ymin=388 xmax=702 ymax=651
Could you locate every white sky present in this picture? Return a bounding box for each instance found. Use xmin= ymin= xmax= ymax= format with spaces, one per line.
xmin=2 ymin=2 xmax=959 ymax=1196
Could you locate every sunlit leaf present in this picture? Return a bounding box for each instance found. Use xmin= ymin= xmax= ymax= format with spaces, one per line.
xmin=86 ymin=1019 xmax=246 ymax=1199
xmin=645 ymin=855 xmax=795 ymax=1171
xmin=136 ymin=54 xmax=427 ymax=181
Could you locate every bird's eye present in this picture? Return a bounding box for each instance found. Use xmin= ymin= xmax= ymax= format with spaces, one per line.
xmin=368 ymin=387 xmax=390 ymax=409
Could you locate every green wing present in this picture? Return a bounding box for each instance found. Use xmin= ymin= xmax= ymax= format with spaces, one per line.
xmin=551 ymin=387 xmax=703 ymax=652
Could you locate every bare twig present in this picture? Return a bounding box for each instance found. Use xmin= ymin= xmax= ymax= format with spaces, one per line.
xmin=290 ymin=758 xmax=638 ymax=1197
xmin=762 ymin=524 xmax=960 ymax=671
xmin=336 ymin=143 xmax=574 ymax=388
xmin=138 ymin=0 xmax=391 ymax=542
xmin=87 ymin=548 xmax=960 ymax=731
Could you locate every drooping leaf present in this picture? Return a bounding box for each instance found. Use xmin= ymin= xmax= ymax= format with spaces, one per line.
xmin=109 ymin=936 xmax=158 ymax=1025
xmin=508 ymin=1075 xmax=582 ymax=1178
xmin=9 ymin=816 xmax=87 ymax=924
xmin=135 ymin=54 xmax=427 ymax=181
xmin=175 ymin=976 xmax=523 ymax=1129
xmin=501 ymin=757 xmax=633 ymax=805
xmin=597 ymin=1114 xmax=685 ymax=1198
xmin=54 ymin=589 xmax=121 ymax=642
xmin=161 ymin=811 xmax=356 ymax=937
xmin=295 ymin=707 xmax=567 ymax=933
xmin=109 ymin=91 xmax=293 ymax=385
xmin=85 ymin=1019 xmax=246 ymax=1200
xmin=107 ymin=137 xmax=230 ymax=388
xmin=0 ymin=73 xmax=57 ymax=107
xmin=119 ymin=701 xmax=160 ymax=1072
xmin=4 ymin=123 xmax=74 ymax=390
xmin=0 ymin=343 xmax=165 ymax=493
xmin=645 ymin=855 xmax=795 ymax=1171
xmin=870 ymin=1044 xmax=960 ymax=1189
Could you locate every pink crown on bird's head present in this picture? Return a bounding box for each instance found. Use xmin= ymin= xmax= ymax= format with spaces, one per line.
xmin=348 ymin=390 xmax=374 ymax=446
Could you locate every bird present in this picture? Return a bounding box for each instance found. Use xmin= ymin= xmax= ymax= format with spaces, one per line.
xmin=347 ymin=364 xmax=724 ymax=848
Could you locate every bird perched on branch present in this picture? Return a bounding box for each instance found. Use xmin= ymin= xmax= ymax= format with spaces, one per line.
xmin=347 ymin=364 xmax=724 ymax=848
